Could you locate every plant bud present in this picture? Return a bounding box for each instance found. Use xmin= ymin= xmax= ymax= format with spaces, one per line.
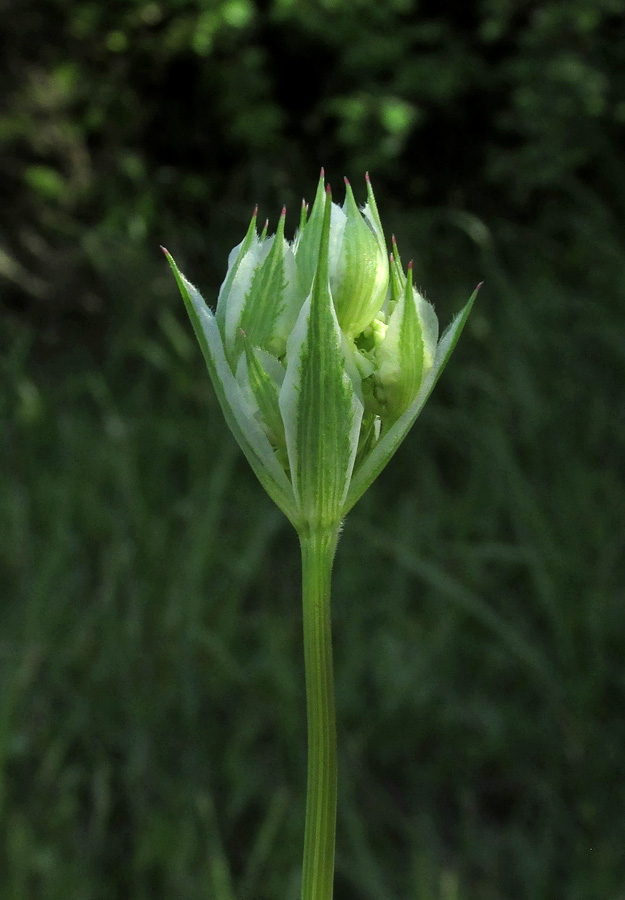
xmin=163 ymin=174 xmax=478 ymax=531
xmin=375 ymin=259 xmax=439 ymax=424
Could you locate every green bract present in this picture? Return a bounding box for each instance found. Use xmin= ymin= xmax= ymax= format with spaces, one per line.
xmin=164 ymin=172 xmax=478 ymax=533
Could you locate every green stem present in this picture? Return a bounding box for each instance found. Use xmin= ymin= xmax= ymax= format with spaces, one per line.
xmin=299 ymin=526 xmax=340 ymax=900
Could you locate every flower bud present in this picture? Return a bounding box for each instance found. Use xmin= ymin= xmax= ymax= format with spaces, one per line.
xmin=294 ymin=172 xmax=388 ymax=336
xmin=375 ymin=258 xmax=439 ymax=424
xmin=328 ymin=177 xmax=389 ymax=337
xmin=163 ymin=173 xmax=478 ymax=532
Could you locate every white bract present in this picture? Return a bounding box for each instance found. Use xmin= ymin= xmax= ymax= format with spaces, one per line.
xmin=164 ymin=173 xmax=478 ymax=533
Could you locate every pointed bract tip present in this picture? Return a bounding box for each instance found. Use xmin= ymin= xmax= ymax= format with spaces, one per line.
xmin=344 ymin=175 xmax=350 ymax=186
xmin=326 ymin=184 xmax=332 ymax=199
xmin=392 ymin=234 xmax=397 ymax=246
xmin=264 ymin=218 xmax=269 ymax=229
xmin=253 ymin=204 xmax=258 ymax=217
xmin=280 ymin=205 xmax=286 ymax=218
xmin=320 ymin=166 xmax=325 ymax=178
xmin=389 ymin=252 xmax=395 ymax=264
xmin=406 ymin=261 xmax=414 ymax=291
xmin=365 ymin=171 xmax=371 ymax=182
xmin=476 ymin=281 xmax=484 ymax=291
xmin=160 ymin=245 xmax=168 ymax=255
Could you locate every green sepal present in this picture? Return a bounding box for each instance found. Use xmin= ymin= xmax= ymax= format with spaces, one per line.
xmin=240 ymin=342 xmax=287 ymax=458
xmin=294 ymin=170 xmax=326 ymax=299
xmin=231 ymin=209 xmax=290 ymax=360
xmin=298 ymin=199 xmax=308 ymax=235
xmin=364 ymin=173 xmax=384 ymax=238
xmin=388 ymin=241 xmax=405 ymax=315
xmin=280 ymin=188 xmax=364 ymax=531
xmin=162 ymin=248 xmax=299 ymax=525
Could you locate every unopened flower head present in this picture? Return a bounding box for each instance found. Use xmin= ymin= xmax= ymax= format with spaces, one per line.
xmin=164 ymin=172 xmax=478 ymax=533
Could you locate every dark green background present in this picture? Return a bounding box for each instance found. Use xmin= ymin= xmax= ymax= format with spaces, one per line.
xmin=1 ymin=1 xmax=624 ymax=898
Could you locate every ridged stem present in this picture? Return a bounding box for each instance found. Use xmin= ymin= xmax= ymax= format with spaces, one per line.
xmin=299 ymin=526 xmax=340 ymax=900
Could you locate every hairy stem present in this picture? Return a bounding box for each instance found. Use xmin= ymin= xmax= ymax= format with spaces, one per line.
xmin=299 ymin=526 xmax=340 ymax=900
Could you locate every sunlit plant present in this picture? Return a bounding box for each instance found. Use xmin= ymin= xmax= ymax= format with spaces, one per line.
xmin=163 ymin=171 xmax=477 ymax=900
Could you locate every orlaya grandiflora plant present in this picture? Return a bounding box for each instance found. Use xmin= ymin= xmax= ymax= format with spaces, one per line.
xmin=163 ymin=171 xmax=478 ymax=900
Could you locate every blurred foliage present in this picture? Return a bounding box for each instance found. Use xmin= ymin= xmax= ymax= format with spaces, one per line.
xmin=1 ymin=0 xmax=625 ymax=334
xmin=1 ymin=0 xmax=625 ymax=899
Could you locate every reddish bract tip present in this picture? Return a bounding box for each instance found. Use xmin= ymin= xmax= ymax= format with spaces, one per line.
xmin=320 ymin=166 xmax=325 ymax=178
xmin=280 ymin=205 xmax=286 ymax=217
xmin=408 ymin=260 xmax=413 ymax=271
xmin=392 ymin=234 xmax=397 ymax=246
xmin=160 ymin=245 xmax=168 ymax=255
xmin=344 ymin=175 xmax=350 ymax=186
xmin=476 ymin=281 xmax=484 ymax=291
xmin=252 ymin=204 xmax=258 ymax=217
xmin=326 ymin=184 xmax=332 ymax=197
xmin=365 ymin=171 xmax=371 ymax=184
xmin=389 ymin=252 xmax=395 ymax=264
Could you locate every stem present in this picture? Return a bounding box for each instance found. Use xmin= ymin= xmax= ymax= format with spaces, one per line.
xmin=299 ymin=526 xmax=340 ymax=900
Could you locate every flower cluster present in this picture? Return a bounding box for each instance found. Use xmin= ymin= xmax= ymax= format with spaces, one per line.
xmin=164 ymin=172 xmax=477 ymax=533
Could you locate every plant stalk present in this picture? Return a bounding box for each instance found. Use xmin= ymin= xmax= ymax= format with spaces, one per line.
xmin=299 ymin=526 xmax=340 ymax=900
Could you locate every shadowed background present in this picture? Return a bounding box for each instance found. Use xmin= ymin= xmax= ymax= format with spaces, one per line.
xmin=1 ymin=1 xmax=624 ymax=898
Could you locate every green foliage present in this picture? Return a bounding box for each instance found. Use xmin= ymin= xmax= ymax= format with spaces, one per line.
xmin=1 ymin=0 xmax=624 ymax=321
xmin=2 ymin=234 xmax=625 ymax=897
xmin=1 ymin=0 xmax=625 ymax=897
